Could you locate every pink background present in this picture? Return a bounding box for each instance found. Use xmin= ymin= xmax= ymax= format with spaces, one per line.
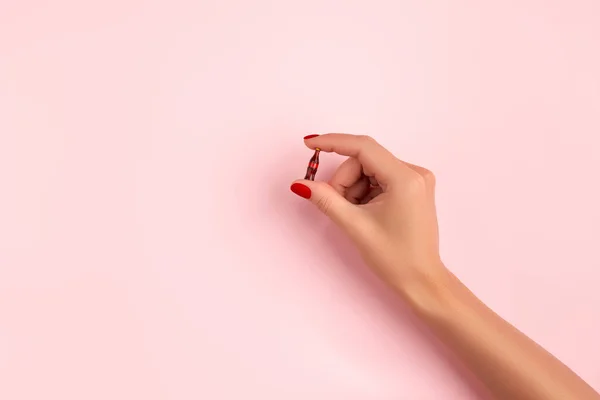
xmin=1 ymin=1 xmax=599 ymax=398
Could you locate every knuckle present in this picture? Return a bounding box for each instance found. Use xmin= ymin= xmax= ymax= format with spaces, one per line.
xmin=421 ymin=168 xmax=436 ymax=186
xmin=358 ymin=135 xmax=376 ymax=145
xmin=315 ymin=196 xmax=333 ymax=216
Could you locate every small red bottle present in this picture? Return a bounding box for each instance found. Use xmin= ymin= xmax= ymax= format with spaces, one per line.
xmin=304 ymin=148 xmax=321 ymax=181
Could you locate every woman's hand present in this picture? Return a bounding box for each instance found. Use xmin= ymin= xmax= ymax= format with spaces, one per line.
xmin=290 ymin=133 xmax=600 ymax=400
xmin=290 ymin=133 xmax=446 ymax=294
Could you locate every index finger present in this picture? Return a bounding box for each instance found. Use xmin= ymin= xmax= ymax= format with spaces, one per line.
xmin=304 ymin=133 xmax=410 ymax=185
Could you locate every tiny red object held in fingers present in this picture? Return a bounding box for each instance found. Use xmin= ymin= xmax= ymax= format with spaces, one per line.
xmin=304 ymin=148 xmax=320 ymax=181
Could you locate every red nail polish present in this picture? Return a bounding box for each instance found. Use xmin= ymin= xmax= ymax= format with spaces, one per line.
xmin=303 ymin=134 xmax=320 ymax=140
xmin=290 ymin=183 xmax=311 ymax=199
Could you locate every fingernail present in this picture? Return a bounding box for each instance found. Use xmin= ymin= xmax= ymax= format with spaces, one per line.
xmin=290 ymin=183 xmax=311 ymax=199
xmin=303 ymin=134 xmax=319 ymax=140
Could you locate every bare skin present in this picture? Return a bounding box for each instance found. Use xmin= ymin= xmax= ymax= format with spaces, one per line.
xmin=290 ymin=133 xmax=600 ymax=400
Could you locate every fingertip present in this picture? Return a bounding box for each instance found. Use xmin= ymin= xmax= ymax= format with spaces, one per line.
xmin=290 ymin=181 xmax=312 ymax=199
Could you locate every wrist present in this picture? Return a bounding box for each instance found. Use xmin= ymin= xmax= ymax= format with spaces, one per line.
xmin=393 ymin=265 xmax=470 ymax=321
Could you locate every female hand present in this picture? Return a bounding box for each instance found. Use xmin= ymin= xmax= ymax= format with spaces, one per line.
xmin=290 ymin=133 xmax=447 ymax=295
xmin=290 ymin=133 xmax=600 ymax=400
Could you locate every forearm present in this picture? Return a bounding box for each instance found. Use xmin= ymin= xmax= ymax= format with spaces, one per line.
xmin=399 ymin=269 xmax=600 ymax=400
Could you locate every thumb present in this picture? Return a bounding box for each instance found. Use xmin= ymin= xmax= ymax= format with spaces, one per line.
xmin=290 ymin=180 xmax=357 ymax=227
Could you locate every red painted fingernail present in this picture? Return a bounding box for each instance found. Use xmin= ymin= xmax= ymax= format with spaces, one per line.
xmin=290 ymin=183 xmax=311 ymax=199
xmin=303 ymin=134 xmax=320 ymax=140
